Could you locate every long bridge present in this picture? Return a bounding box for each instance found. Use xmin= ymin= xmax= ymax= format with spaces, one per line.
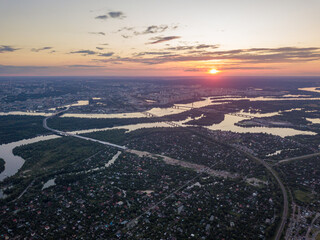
xmin=172 ymin=104 xmax=254 ymax=119
xmin=140 ymin=111 xmax=181 ymax=127
xmin=43 ymin=110 xmax=127 ymax=150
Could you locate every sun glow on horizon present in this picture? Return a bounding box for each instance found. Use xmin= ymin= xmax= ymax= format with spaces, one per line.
xmin=209 ymin=68 xmax=220 ymax=74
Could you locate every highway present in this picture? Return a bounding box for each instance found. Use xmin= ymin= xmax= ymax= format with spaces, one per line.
xmin=236 ymin=149 xmax=288 ymax=240
xmin=44 ymin=107 xmax=288 ymax=239
xmin=141 ymin=110 xmax=289 ymax=240
xmin=43 ymin=110 xmax=127 ymax=150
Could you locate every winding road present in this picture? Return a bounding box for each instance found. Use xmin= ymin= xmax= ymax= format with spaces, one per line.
xmin=236 ymin=149 xmax=288 ymax=240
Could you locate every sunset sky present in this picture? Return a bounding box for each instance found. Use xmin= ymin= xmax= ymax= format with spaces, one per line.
xmin=1 ymin=0 xmax=320 ymax=76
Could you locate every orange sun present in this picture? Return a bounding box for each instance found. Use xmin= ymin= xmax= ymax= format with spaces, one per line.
xmin=209 ymin=68 xmax=220 ymax=74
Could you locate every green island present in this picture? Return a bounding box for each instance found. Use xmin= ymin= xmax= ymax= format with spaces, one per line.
xmin=0 ymin=115 xmax=49 ymax=145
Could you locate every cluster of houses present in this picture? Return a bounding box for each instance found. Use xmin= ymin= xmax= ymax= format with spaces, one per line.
xmin=0 ymin=141 xmax=279 ymax=239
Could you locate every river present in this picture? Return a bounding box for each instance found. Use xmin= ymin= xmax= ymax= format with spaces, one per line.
xmin=298 ymin=87 xmax=320 ymax=94
xmin=0 ymin=110 xmax=317 ymax=182
xmin=1 ymin=94 xmax=320 ymax=119
xmin=0 ymin=91 xmax=319 ymax=182
xmin=0 ymin=135 xmax=59 ymax=181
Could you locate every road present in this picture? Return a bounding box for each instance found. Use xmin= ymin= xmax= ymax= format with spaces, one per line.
xmin=235 ymin=148 xmax=288 ymax=240
xmin=11 ymin=179 xmax=35 ymax=202
xmin=125 ymin=172 xmax=204 ymax=229
xmin=140 ymin=110 xmax=289 ymax=240
xmin=306 ymin=213 xmax=320 ymax=240
xmin=186 ymin=128 xmax=288 ymax=240
xmin=44 ymin=107 xmax=288 ymax=239
xmin=43 ymin=110 xmax=127 ymax=150
xmin=276 ymin=152 xmax=320 ymax=165
xmin=127 ymin=149 xmax=239 ymax=179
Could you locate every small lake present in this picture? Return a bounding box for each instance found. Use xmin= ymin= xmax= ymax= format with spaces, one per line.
xmin=42 ymin=178 xmax=56 ymax=190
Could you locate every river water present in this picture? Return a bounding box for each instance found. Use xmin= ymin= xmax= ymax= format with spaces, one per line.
xmin=1 ymin=90 xmax=319 ymax=182
xmin=307 ymin=118 xmax=320 ymax=124
xmin=298 ymin=87 xmax=320 ymax=94
xmin=1 ymin=94 xmax=320 ymax=119
xmin=0 ymin=135 xmax=59 ymax=181
xmin=42 ymin=178 xmax=56 ymax=190
xmin=0 ymin=111 xmax=317 ymax=182
xmin=205 ymin=114 xmax=315 ymax=138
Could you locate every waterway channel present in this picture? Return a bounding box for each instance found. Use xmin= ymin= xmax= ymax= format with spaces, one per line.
xmin=0 ymin=91 xmax=319 ymax=182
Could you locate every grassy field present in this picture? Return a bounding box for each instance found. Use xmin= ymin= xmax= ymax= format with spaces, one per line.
xmin=294 ymin=189 xmax=313 ymax=203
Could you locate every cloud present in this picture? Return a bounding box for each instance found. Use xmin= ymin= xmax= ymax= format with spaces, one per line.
xmin=147 ymin=36 xmax=181 ymax=44
xmin=31 ymin=47 xmax=53 ymax=52
xmin=109 ymin=11 xmax=125 ymax=19
xmin=195 ymin=44 xmax=219 ymax=49
xmin=116 ymin=27 xmax=134 ymax=33
xmin=98 ymin=52 xmax=114 ymax=57
xmin=95 ymin=11 xmax=126 ymax=20
xmin=0 ymin=45 xmax=20 ymax=53
xmin=166 ymin=46 xmax=194 ymax=51
xmin=67 ymin=65 xmax=105 ymax=68
xmin=116 ymin=25 xmax=178 ymax=38
xmin=183 ymin=66 xmax=278 ymax=72
xmin=95 ymin=15 xmax=108 ymax=20
xmin=0 ymin=64 xmax=106 ymax=75
xmin=0 ymin=64 xmax=53 ymax=74
xmin=143 ymin=25 xmax=167 ymax=34
xmin=89 ymin=32 xmax=105 ymax=36
xmin=137 ymin=25 xmax=177 ymax=35
xmin=95 ymin=46 xmax=320 ymax=65
xmin=134 ymin=51 xmax=173 ymax=57
xmin=70 ymin=50 xmax=97 ymax=55
xmin=220 ymin=66 xmax=279 ymax=70
xmin=96 ymin=47 xmax=104 ymax=50
xmin=69 ymin=49 xmax=113 ymax=57
xmin=184 ymin=68 xmax=204 ymax=72
xmin=166 ymin=44 xmax=219 ymax=51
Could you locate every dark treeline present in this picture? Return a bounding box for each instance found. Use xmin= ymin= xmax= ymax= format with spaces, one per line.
xmin=0 ymin=115 xmax=49 ymax=145
xmin=0 ymin=158 xmax=5 ymax=174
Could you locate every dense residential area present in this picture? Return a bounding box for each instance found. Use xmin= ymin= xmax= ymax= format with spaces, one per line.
xmin=0 ymin=78 xmax=320 ymax=239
